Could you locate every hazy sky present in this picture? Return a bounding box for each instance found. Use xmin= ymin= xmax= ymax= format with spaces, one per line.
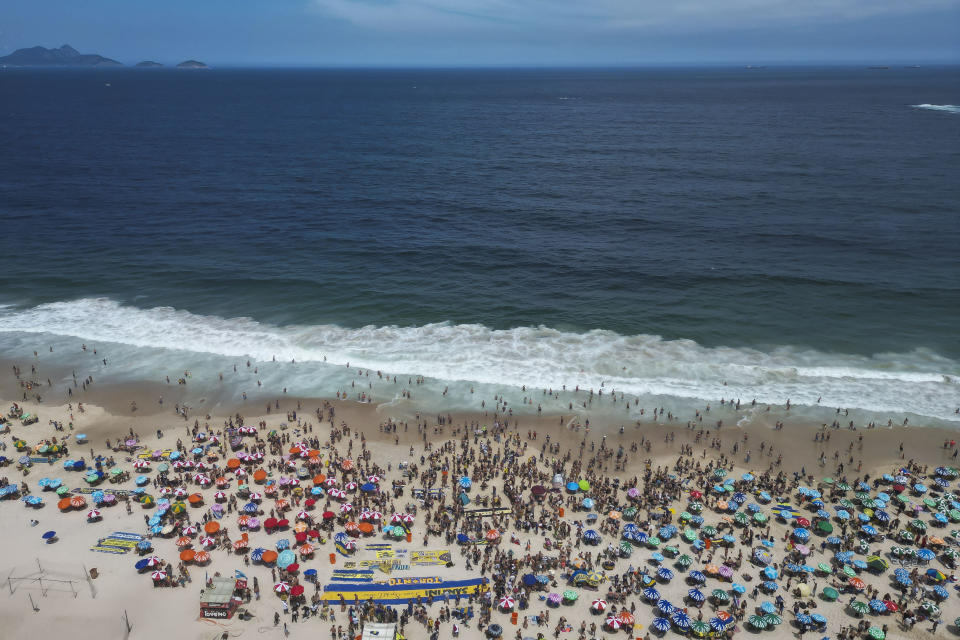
xmin=2 ymin=0 xmax=959 ymax=65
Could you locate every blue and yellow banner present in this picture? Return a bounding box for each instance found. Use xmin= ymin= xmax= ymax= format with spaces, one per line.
xmin=322 ymin=577 xmax=487 ymax=604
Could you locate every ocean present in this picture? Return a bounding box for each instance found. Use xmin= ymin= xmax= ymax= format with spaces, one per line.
xmin=0 ymin=67 xmax=958 ymax=425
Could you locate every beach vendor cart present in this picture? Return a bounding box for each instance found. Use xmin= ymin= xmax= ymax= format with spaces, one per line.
xmin=200 ymin=577 xmax=242 ymax=619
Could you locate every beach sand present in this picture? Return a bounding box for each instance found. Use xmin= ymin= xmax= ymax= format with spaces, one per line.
xmin=1 ymin=357 xmax=958 ymax=640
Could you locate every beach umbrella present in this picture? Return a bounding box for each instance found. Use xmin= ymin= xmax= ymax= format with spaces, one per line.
xmin=868 ymin=599 xmax=886 ymax=613
xmin=688 ymin=570 xmax=706 ymax=583
xmin=643 ymin=587 xmax=660 ymax=601
xmin=498 ymin=595 xmax=515 ymax=611
xmin=151 ymin=570 xmax=167 ymax=581
xmin=689 ymin=619 xmax=710 ymax=636
xmin=656 ymin=599 xmax=675 ymax=614
xmin=711 ymin=589 xmax=729 ymax=603
xmin=657 ymin=567 xmax=674 ymax=581
xmin=866 ymin=627 xmax=885 ymax=640
xmin=651 ymin=617 xmax=670 ymax=633
xmin=603 ymin=616 xmax=620 ymax=630
xmin=761 ymin=581 xmax=778 ymax=592
xmin=932 ymin=585 xmax=949 ymax=600
xmin=916 ymin=548 xmax=936 ymax=561
xmin=687 ymin=588 xmax=705 ymax=603
xmin=731 ymin=583 xmax=746 ymax=594
xmin=763 ymin=566 xmax=778 ymax=580
xmin=849 ymin=600 xmax=870 ymax=616
xmin=591 ymin=599 xmax=607 ymax=612
xmin=562 ymin=589 xmax=578 ymax=602
xmin=748 ymin=615 xmax=767 ymax=629
xmin=671 ymin=610 xmax=691 ymax=629
xmin=920 ymin=600 xmax=940 ymax=616
xmin=676 ymin=554 xmax=693 ymax=567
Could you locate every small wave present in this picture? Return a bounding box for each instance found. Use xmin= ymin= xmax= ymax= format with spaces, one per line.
xmin=0 ymin=298 xmax=957 ymax=422
xmin=912 ymin=104 xmax=960 ymax=113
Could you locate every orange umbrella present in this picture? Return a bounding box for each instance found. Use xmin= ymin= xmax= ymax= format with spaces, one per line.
xmin=358 ymin=522 xmax=374 ymax=535
xmin=215 ymin=476 xmax=228 ymax=487
xmin=226 ymin=459 xmax=241 ymax=469
xmin=253 ymin=469 xmax=267 ymax=482
xmin=233 ymin=539 xmax=248 ymax=550
xmin=194 ymin=551 xmax=210 ymax=563
xmin=264 ymin=485 xmax=278 ymax=495
xmin=70 ymin=496 xmax=86 ymax=508
xmin=204 ymin=521 xmax=220 ymax=534
xmin=261 ymin=550 xmax=278 ymax=564
xmin=274 ymin=498 xmax=289 ymax=510
xmin=340 ymin=459 xmax=354 ymax=471
xmin=849 ymin=577 xmax=865 ymax=590
xmin=704 ymin=564 xmax=720 ymax=574
xmin=618 ymin=611 xmax=635 ymax=625
xmin=293 ymin=522 xmax=308 ymax=533
xmin=188 ymin=493 xmax=203 ymax=504
xmin=176 ymin=536 xmax=193 ymax=547
xmin=486 ymin=529 xmax=500 ymax=541
xmin=309 ymin=456 xmax=321 ymax=464
xmin=57 ymin=497 xmax=73 ymax=510
xmin=344 ymin=521 xmax=360 ymax=533
xmin=313 ymin=474 xmax=326 ymax=486
xmin=308 ymin=449 xmax=321 ymax=458
xmin=299 ymin=543 xmax=314 ymax=555
xmin=237 ymin=515 xmax=250 ymax=526
xmin=179 ymin=549 xmax=195 ymax=562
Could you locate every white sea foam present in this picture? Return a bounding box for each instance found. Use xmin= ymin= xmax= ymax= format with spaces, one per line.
xmin=912 ymin=104 xmax=960 ymax=113
xmin=0 ymin=298 xmax=957 ymax=423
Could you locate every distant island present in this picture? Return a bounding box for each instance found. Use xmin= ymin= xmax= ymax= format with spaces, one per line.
xmin=135 ymin=60 xmax=164 ymax=68
xmin=0 ymin=44 xmax=121 ymax=67
xmin=176 ymin=60 xmax=208 ymax=69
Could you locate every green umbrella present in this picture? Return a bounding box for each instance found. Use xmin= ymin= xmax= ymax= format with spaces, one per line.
xmin=943 ymin=547 xmax=959 ymax=560
xmin=683 ymin=529 xmax=697 ymax=542
xmin=578 ymin=480 xmax=590 ymax=491
xmin=911 ymin=519 xmax=927 ymax=531
xmin=839 ymin=499 xmax=855 ymax=509
xmin=836 ymin=482 xmax=851 ymax=491
xmin=690 ymin=620 xmax=710 ymax=635
xmin=920 ymin=601 xmax=940 ymax=616
xmin=895 ymin=493 xmax=910 ymax=504
xmin=821 ymin=477 xmax=834 ymax=485
xmin=562 ymin=589 xmax=578 ymax=601
xmin=754 ymin=512 xmax=768 ymax=523
xmin=817 ymin=563 xmax=832 ymax=574
xmin=713 ymin=468 xmax=727 ymax=477
xmin=855 ymin=492 xmax=870 ymax=501
xmin=899 ymin=530 xmax=915 ymax=542
xmin=843 ymin=566 xmax=857 ymax=578
xmin=647 ymin=537 xmax=660 ymax=547
xmin=861 ymin=499 xmax=876 ymax=509
xmin=689 ymin=502 xmax=703 ymax=513
xmin=816 ymin=520 xmax=833 ymax=533
xmin=701 ymin=525 xmax=717 ymax=538
xmin=762 ymin=613 xmax=782 ymax=625
xmin=677 ymin=554 xmax=693 ymax=567
xmin=748 ymin=615 xmax=768 ymax=629
xmin=867 ymin=627 xmax=885 ymax=640
xmin=679 ymin=511 xmax=692 ymax=521
xmin=619 ymin=541 xmax=633 ymax=555
xmin=734 ymin=512 xmax=749 ymax=525
xmin=849 ymin=600 xmax=870 ymax=615
xmin=110 ymin=467 xmax=123 ymax=476
xmin=711 ymin=589 xmax=729 ymax=602
xmin=822 ymin=587 xmax=839 ymax=601
xmin=923 ymin=498 xmax=937 ymax=509
xmin=623 ymin=506 xmax=638 ymax=520
xmin=157 ymin=463 xmax=169 ymax=472
xmin=664 ymin=545 xmax=679 ymax=557
xmin=56 ymin=485 xmax=70 ymax=495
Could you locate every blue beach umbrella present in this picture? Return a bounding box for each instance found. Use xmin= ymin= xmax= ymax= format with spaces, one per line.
xmin=811 ymin=613 xmax=827 ymax=626
xmin=671 ymin=610 xmax=691 ymax=629
xmin=731 ymin=583 xmax=746 ymax=594
xmin=656 ymin=599 xmax=674 ymax=614
xmin=277 ymin=549 xmax=296 ymax=566
xmin=583 ymin=529 xmax=600 ymax=543
xmin=459 ymin=477 xmax=471 ymax=489
xmin=651 ymin=617 xmax=670 ymax=632
xmin=861 ymin=525 xmax=877 ymax=536
xmin=710 ymin=617 xmax=731 ymax=631
xmin=761 ymin=581 xmax=778 ymax=592
xmin=137 ymin=540 xmax=152 ymax=551
xmin=643 ymin=587 xmax=660 ymax=601
xmin=868 ymin=599 xmax=886 ymax=613
xmin=276 ymin=539 xmax=291 ymax=551
xmin=566 ymin=482 xmax=578 ymax=492
xmin=687 ymin=588 xmax=705 ymax=602
xmin=251 ymin=548 xmax=265 ymax=562
xmin=244 ymin=502 xmax=258 ymax=513
xmin=134 ymin=559 xmax=150 ymax=571
xmin=759 ymin=602 xmax=776 ymax=614
xmin=688 ymin=571 xmax=706 ymax=583
xmin=657 ymin=568 xmax=674 ymax=581
xmin=763 ymin=566 xmax=778 ymax=580
xmin=582 ymin=498 xmax=594 ymax=510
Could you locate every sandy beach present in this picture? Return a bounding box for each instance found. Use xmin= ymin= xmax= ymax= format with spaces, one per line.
xmin=1 ymin=352 xmax=959 ymax=640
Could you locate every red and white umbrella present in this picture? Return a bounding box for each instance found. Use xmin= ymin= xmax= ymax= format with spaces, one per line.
xmin=367 ymin=475 xmax=381 ymax=484
xmin=151 ymin=570 xmax=167 ymax=581
xmin=234 ymin=468 xmax=247 ymax=477
xmin=133 ymin=460 xmax=150 ymax=469
xmin=274 ymin=581 xmax=291 ymax=593
xmin=344 ymin=482 xmax=358 ymax=491
xmin=365 ymin=511 xmax=383 ymax=521
xmin=236 ymin=452 xmax=251 ymax=461
xmin=181 ymin=525 xmax=198 ymax=535
xmin=196 ymin=475 xmax=211 ymax=485
xmin=324 ymin=477 xmax=339 ymax=487
xmin=605 ymin=617 xmax=621 ymax=630
xmin=329 ymin=488 xmax=346 ymax=500
xmin=340 ymin=503 xmax=353 ymax=513
xmin=172 ymin=460 xmax=186 ymax=469
xmin=199 ymin=536 xmax=216 ymax=547
xmin=401 ymin=513 xmax=414 ymax=524
xmin=214 ymin=491 xmax=227 ymax=500
xmin=182 ymin=460 xmax=195 ymax=468
xmin=251 ymin=452 xmax=264 ymax=460
xmin=295 ymin=510 xmax=310 ymax=521
xmin=174 ymin=487 xmax=188 ymax=497
xmin=194 ymin=461 xmax=208 ymax=470
xmin=498 ymin=596 xmax=515 ymax=610
xmin=249 ymin=492 xmax=262 ymax=501
xmin=158 ymin=487 xmax=172 ymax=496
xmin=591 ymin=599 xmax=607 ymax=612
xmin=145 ymin=556 xmax=163 ymax=567
xmin=390 ymin=513 xmax=405 ymax=524
xmin=86 ymin=509 xmax=102 ymax=520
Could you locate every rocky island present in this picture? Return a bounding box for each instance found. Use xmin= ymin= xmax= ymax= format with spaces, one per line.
xmin=135 ymin=60 xmax=164 ymax=68
xmin=0 ymin=44 xmax=122 ymax=67
xmin=176 ymin=59 xmax=209 ymax=69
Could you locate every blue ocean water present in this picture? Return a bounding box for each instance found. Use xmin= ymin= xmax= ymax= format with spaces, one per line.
xmin=0 ymin=67 xmax=958 ymax=423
